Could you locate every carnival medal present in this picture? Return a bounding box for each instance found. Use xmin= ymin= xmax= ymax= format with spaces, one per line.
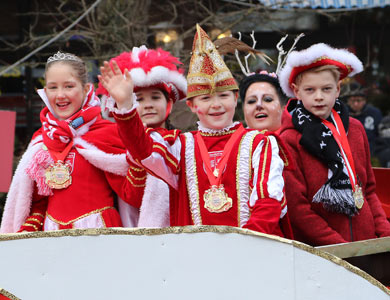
xmin=45 ymin=161 xmax=72 ymax=189
xmin=204 ymin=185 xmax=233 ymax=213
xmin=353 ymin=185 xmax=364 ymax=209
xmin=196 ymin=126 xmax=245 ymax=214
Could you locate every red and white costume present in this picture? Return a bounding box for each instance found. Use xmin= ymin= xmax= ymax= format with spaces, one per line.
xmin=97 ymin=46 xmax=187 ymax=228
xmin=0 ymin=86 xmax=136 ymax=233
xmin=113 ymin=107 xmax=287 ymax=235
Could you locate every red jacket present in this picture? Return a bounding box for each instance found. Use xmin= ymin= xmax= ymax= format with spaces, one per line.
xmin=279 ymin=100 xmax=390 ymax=246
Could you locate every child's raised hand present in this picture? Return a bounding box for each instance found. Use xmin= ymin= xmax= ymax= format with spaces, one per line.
xmin=98 ymin=60 xmax=134 ymax=110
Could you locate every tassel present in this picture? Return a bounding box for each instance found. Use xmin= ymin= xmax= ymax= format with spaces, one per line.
xmin=26 ymin=148 xmax=54 ymax=196
xmin=313 ymin=183 xmax=358 ymax=216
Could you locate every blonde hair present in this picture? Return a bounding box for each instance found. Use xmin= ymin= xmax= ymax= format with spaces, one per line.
xmin=295 ymin=65 xmax=340 ymax=86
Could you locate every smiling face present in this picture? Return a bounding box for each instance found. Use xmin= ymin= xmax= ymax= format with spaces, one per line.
xmin=243 ymin=81 xmax=283 ymax=132
xmin=44 ymin=62 xmax=89 ymax=120
xmin=187 ymin=91 xmax=238 ymax=130
xmin=292 ymin=70 xmax=340 ymax=119
xmin=136 ymin=88 xmax=170 ymax=128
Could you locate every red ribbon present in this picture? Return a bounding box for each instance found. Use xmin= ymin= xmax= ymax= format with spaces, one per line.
xmin=321 ymin=109 xmax=358 ymax=191
xmin=195 ymin=126 xmax=245 ymax=187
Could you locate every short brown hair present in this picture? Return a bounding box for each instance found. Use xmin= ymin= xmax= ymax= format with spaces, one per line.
xmin=294 ymin=65 xmax=340 ymax=86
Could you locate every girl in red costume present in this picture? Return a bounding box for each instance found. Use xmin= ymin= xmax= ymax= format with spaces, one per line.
xmin=278 ymin=43 xmax=390 ymax=246
xmin=1 ymin=51 xmax=134 ymax=232
xmin=97 ymin=46 xmax=187 ymax=227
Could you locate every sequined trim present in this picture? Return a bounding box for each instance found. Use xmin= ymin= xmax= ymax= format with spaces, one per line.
xmin=32 ymin=212 xmax=44 ymax=218
xmin=152 ymin=144 xmax=179 ymax=169
xmin=128 ymin=169 xmax=147 ymax=181
xmin=21 ymin=223 xmax=38 ymax=231
xmin=130 ymin=165 xmax=144 ymax=172
xmin=236 ymin=131 xmax=258 ymax=227
xmin=259 ymin=138 xmax=270 ymax=199
xmin=126 ymin=175 xmax=146 ymax=187
xmin=184 ymin=133 xmax=202 ymax=225
xmin=0 ymin=289 xmax=20 ymax=300
xmin=114 ymin=110 xmax=137 ymax=121
xmin=26 ymin=217 xmax=43 ymax=225
xmin=46 ymin=206 xmax=114 ymax=226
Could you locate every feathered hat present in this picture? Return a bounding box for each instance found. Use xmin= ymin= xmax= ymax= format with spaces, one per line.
xmin=278 ymin=43 xmax=363 ymax=98
xmin=97 ymin=46 xmax=187 ymax=102
xmin=186 ymin=24 xmax=238 ymax=99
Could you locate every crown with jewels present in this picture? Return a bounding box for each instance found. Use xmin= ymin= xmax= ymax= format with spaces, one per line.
xmin=47 ymin=51 xmax=83 ymax=64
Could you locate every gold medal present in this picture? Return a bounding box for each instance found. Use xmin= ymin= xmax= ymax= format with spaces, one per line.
xmin=353 ymin=185 xmax=364 ymax=209
xmin=204 ymin=185 xmax=233 ymax=213
xmin=45 ymin=161 xmax=72 ymax=189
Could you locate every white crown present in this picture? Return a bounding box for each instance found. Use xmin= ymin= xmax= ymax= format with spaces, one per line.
xmin=47 ymin=51 xmax=82 ymax=64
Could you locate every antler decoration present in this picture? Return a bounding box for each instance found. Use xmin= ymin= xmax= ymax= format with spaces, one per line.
xmin=276 ymin=33 xmax=305 ymax=75
xmin=214 ymin=31 xmax=273 ymax=76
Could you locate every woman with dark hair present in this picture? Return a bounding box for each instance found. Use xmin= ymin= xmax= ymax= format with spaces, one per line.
xmin=239 ymin=71 xmax=286 ymax=133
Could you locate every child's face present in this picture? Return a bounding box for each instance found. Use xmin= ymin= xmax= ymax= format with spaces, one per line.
xmin=292 ymin=70 xmax=340 ymax=119
xmin=187 ymin=91 xmax=237 ymax=130
xmin=136 ymin=88 xmax=170 ymax=128
xmin=45 ymin=62 xmax=88 ymax=120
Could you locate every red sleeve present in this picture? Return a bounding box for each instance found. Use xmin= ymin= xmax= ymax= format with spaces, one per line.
xmin=281 ymin=130 xmax=347 ymax=245
xmin=243 ymin=197 xmax=281 ymax=235
xmin=104 ymin=160 xmax=146 ymax=208
xmin=359 ymin=123 xmax=390 ymax=237
xmin=18 ymin=187 xmax=48 ymax=232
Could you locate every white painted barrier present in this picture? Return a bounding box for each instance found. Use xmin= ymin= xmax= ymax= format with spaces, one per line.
xmin=0 ymin=226 xmax=389 ymax=300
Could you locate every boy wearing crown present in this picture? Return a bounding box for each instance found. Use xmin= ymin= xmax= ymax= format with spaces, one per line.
xmin=98 ymin=25 xmax=287 ymax=235
xmin=278 ymin=43 xmax=390 ymax=246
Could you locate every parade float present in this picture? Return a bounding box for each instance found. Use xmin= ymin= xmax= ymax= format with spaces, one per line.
xmin=0 ymin=226 xmax=389 ymax=300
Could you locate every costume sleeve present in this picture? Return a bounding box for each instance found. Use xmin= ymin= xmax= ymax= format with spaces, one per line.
xmin=281 ymin=131 xmax=347 ymax=245
xmin=18 ymin=187 xmax=48 ymax=232
xmin=243 ymin=135 xmax=283 ymax=234
xmin=112 ymin=104 xmax=181 ymax=190
xmin=361 ymin=124 xmax=390 ymax=237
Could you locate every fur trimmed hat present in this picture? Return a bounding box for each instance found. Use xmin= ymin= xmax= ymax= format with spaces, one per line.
xmin=186 ymin=24 xmax=238 ymax=99
xmin=278 ymin=43 xmax=363 ymax=98
xmin=97 ymin=46 xmax=187 ymax=102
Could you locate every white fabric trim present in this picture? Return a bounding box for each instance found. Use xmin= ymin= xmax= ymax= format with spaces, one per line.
xmin=197 ymin=121 xmax=240 ymax=134
xmin=266 ymin=136 xmax=285 ymax=203
xmin=184 ymin=132 xmax=202 ymax=225
xmin=138 ymin=175 xmax=170 ymax=228
xmin=278 ymin=43 xmax=364 ymax=97
xmin=237 ymin=131 xmax=258 ymax=227
xmin=117 ymin=198 xmax=139 ymax=227
xmin=140 ymin=132 xmax=181 ymax=190
xmin=43 ymin=213 xmax=105 ymax=231
xmin=106 ymin=94 xmax=138 ymax=115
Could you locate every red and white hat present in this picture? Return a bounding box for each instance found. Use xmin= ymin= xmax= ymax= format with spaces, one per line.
xmin=97 ymin=46 xmax=187 ymax=102
xmin=278 ymin=43 xmax=363 ymax=98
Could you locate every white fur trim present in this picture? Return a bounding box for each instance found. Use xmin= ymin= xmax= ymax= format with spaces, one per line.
xmin=279 ymin=43 xmax=364 ymax=97
xmin=74 ymin=138 xmax=129 ymax=176
xmin=138 ymin=175 xmax=170 ymax=227
xmin=0 ymin=142 xmax=42 ymax=233
xmin=130 ymin=66 xmax=187 ymax=97
xmin=184 ymin=132 xmax=202 ymax=225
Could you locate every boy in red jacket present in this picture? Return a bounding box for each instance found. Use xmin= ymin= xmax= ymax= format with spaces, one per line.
xmin=278 ymin=43 xmax=390 ymax=246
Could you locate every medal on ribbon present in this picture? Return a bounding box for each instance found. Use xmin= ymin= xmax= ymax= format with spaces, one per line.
xmin=196 ymin=126 xmax=245 ymax=214
xmin=322 ymin=110 xmax=364 ymax=210
xmin=45 ymin=161 xmax=72 ymax=189
xmin=43 ymin=141 xmax=74 ymax=190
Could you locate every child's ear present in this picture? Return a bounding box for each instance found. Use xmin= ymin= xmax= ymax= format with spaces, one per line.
xmin=336 ymin=80 xmax=341 ymax=98
xmin=291 ymin=83 xmax=299 ymax=98
xmin=186 ymin=99 xmax=196 ymax=113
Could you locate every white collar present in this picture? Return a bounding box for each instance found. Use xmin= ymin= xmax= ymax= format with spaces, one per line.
xmin=197 ymin=121 xmax=240 ymax=134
